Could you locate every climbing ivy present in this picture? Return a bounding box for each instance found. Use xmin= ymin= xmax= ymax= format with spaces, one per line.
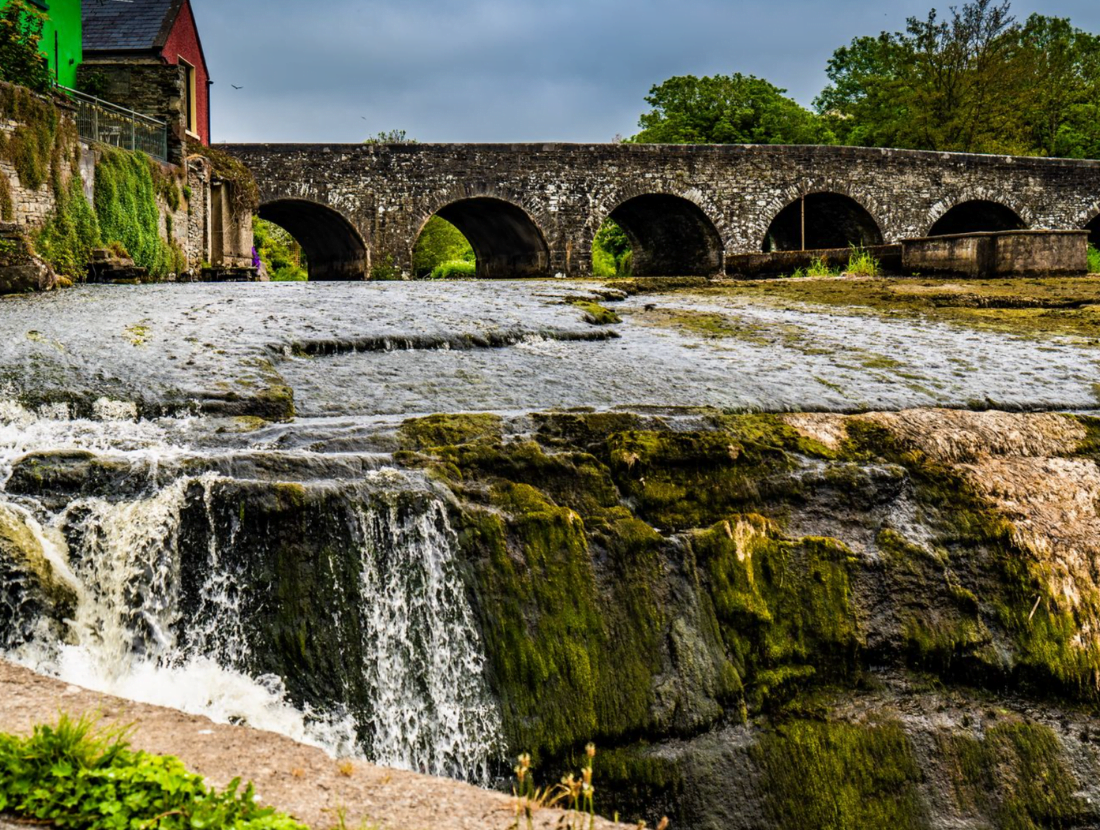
xmin=94 ymin=148 xmax=185 ymax=279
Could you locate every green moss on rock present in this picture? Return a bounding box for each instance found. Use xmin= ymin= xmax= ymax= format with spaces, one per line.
xmin=693 ymin=516 xmax=860 ymax=707
xmin=938 ymin=721 xmax=1085 ymax=830
xmin=755 ymin=719 xmax=927 ymax=830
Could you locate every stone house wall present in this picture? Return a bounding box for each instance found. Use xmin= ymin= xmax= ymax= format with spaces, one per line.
xmin=76 ymin=62 xmax=189 ymax=165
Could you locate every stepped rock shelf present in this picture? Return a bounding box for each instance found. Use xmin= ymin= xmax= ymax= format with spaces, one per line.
xmin=2 ymin=276 xmax=1100 ymax=828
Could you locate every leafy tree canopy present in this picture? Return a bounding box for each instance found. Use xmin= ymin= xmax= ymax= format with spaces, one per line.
xmin=815 ymin=0 xmax=1100 ymax=156
xmin=630 ymin=73 xmax=835 ymax=145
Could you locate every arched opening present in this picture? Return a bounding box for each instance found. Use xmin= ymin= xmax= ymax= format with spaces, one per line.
xmin=425 ymin=197 xmax=550 ymax=279
xmin=257 ymin=199 xmax=368 ymax=281
xmin=763 ymin=193 xmax=883 ymax=252
xmin=927 ymin=200 xmax=1026 ymax=237
xmin=600 ymin=194 xmax=723 ymax=277
xmin=1085 ymin=213 xmax=1100 ymax=247
xmin=412 ymin=216 xmax=475 ymax=279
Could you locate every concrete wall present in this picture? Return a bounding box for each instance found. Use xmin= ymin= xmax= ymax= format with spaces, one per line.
xmin=902 ymin=231 xmax=1088 ymax=277
xmin=224 ymin=142 xmax=1100 ymax=279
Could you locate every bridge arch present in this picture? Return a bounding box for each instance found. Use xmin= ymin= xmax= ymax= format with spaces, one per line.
xmin=1080 ymin=209 xmax=1100 ymax=246
xmin=257 ymin=199 xmax=368 ymax=281
xmin=596 ymin=192 xmax=725 ymax=276
xmin=926 ymin=190 xmax=1032 ymax=237
xmin=762 ymin=191 xmax=884 ymax=252
xmin=414 ymin=196 xmax=550 ymax=279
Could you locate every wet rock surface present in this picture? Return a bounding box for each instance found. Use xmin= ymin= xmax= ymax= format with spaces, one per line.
xmin=1 ymin=279 xmax=1100 ymax=829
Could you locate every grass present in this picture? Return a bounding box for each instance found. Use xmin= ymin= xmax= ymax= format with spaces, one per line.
xmin=846 ymin=247 xmax=881 ymax=277
xmin=791 ymin=256 xmax=842 ymax=279
xmin=0 ymin=714 xmax=306 ymax=830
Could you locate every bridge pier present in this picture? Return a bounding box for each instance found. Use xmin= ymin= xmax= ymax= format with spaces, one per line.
xmin=223 ymin=143 xmax=1100 ymax=280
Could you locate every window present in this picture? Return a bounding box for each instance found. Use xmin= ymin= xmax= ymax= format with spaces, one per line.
xmin=179 ymin=57 xmax=198 ymax=136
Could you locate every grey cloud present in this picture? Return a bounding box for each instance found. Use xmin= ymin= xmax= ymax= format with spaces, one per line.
xmin=198 ymin=0 xmax=1100 ymax=144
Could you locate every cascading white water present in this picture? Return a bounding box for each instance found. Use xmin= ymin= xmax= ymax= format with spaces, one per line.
xmin=0 ymin=405 xmax=504 ymax=783
xmin=357 ymin=493 xmax=503 ymax=782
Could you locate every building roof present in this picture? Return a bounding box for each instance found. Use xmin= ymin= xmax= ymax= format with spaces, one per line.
xmin=81 ymin=0 xmax=185 ymax=53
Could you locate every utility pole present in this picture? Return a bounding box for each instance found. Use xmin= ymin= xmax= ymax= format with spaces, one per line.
xmin=800 ymin=196 xmax=806 ymax=252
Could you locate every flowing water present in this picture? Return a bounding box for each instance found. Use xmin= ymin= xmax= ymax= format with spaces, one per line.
xmin=1 ymin=279 xmax=1098 ymax=786
xmin=0 ymin=404 xmax=503 ymax=783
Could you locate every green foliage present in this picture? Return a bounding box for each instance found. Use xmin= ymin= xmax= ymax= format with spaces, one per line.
xmin=253 ymin=217 xmax=307 ymax=281
xmin=0 ymin=82 xmax=59 ymax=191
xmin=791 ymin=256 xmax=843 ymax=279
xmin=1088 ymin=244 xmax=1100 ymax=274
xmin=755 ymin=720 xmax=927 ymax=830
xmin=363 ymin=129 xmax=416 ymax=144
xmin=0 ymin=166 xmax=11 ymax=220
xmin=369 ymin=253 xmax=402 ymax=281
xmin=0 ymin=714 xmax=307 ymax=830
xmin=413 ymin=215 xmax=474 ymax=277
xmin=846 ymin=247 xmax=881 ymax=276
xmin=816 ymin=1 xmax=1100 ymax=156
xmin=94 ymin=148 xmax=185 ymax=280
xmin=0 ymin=0 xmax=51 ymax=94
xmin=938 ymin=722 xmax=1086 ymax=829
xmin=631 ymin=73 xmax=835 ymax=145
xmin=35 ymin=174 xmax=100 ymax=279
xmin=592 ymin=219 xmax=632 ymax=277
xmin=430 ymin=260 xmax=476 ymax=280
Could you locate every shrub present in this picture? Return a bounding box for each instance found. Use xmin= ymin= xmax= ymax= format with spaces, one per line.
xmin=0 ymin=0 xmax=52 ymax=94
xmin=413 ymin=215 xmax=473 ymax=277
xmin=429 ymin=259 xmax=477 ymax=280
xmin=0 ymin=715 xmax=307 ymax=830
xmin=1088 ymin=244 xmax=1100 ymax=275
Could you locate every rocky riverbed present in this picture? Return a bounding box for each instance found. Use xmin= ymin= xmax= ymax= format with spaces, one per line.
xmin=2 ymin=276 xmax=1100 ymax=829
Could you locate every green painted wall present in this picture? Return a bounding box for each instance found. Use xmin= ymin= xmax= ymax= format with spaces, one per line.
xmin=0 ymin=0 xmax=83 ymax=88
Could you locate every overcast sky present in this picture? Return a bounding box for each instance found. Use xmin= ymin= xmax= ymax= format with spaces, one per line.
xmin=198 ymin=0 xmax=1100 ymax=145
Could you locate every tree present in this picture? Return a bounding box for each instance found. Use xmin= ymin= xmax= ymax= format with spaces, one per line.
xmin=631 ymin=74 xmax=834 ymax=145
xmin=0 ymin=0 xmax=51 ymax=94
xmin=816 ymin=0 xmax=1100 ymax=157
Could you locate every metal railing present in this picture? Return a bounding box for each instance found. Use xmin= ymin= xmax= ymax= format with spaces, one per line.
xmin=58 ymin=86 xmax=169 ymax=162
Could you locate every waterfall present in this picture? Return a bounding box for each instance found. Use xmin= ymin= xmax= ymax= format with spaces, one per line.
xmin=0 ymin=446 xmax=503 ymax=784
xmin=357 ymin=497 xmax=502 ymax=782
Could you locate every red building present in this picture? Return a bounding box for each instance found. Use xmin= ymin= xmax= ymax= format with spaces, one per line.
xmin=81 ymin=0 xmax=212 ymax=146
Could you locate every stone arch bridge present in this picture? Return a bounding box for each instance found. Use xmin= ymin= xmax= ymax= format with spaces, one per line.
xmin=222 ymin=142 xmax=1100 ymax=280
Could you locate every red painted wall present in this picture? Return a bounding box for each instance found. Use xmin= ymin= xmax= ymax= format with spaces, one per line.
xmin=160 ymin=0 xmax=210 ymax=145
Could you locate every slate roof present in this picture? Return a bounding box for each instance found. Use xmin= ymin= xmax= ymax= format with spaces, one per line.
xmin=81 ymin=0 xmax=183 ymax=53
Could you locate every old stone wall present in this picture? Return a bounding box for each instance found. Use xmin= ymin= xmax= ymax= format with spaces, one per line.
xmin=0 ymin=81 xmax=251 ymax=280
xmin=224 ymin=142 xmax=1100 ymax=278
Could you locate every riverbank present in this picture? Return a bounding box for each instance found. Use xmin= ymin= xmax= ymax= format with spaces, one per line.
xmin=0 ymin=660 xmax=626 ymax=830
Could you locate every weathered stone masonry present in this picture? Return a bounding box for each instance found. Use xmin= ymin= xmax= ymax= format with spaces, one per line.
xmin=223 ymin=142 xmax=1100 ymax=279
